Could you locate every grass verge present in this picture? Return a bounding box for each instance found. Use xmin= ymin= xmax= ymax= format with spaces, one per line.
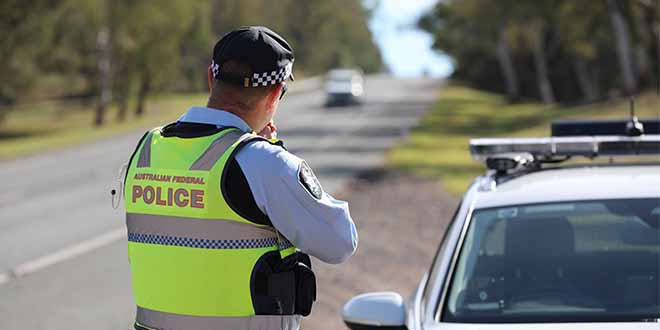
xmin=388 ymin=84 xmax=660 ymax=196
xmin=0 ymin=93 xmax=207 ymax=160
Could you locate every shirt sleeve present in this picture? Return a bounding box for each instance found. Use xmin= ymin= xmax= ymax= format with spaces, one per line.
xmin=235 ymin=140 xmax=358 ymax=264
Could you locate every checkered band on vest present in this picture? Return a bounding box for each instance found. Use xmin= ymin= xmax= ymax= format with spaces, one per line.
xmin=278 ymin=237 xmax=294 ymax=250
xmin=128 ymin=233 xmax=279 ymax=250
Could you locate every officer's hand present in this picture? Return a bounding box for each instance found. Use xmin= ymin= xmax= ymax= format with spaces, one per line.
xmin=258 ymin=121 xmax=277 ymax=139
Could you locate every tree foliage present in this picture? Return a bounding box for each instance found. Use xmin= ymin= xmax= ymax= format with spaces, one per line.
xmin=420 ymin=0 xmax=660 ymax=103
xmin=0 ymin=0 xmax=62 ymax=106
xmin=1 ymin=0 xmax=383 ymax=125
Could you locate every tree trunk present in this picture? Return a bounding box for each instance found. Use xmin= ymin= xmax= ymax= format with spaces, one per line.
xmin=116 ymin=89 xmax=128 ymax=122
xmin=649 ymin=1 xmax=660 ymax=83
xmin=94 ymin=0 xmax=115 ymax=127
xmin=531 ymin=30 xmax=555 ymax=104
xmin=115 ymin=61 xmax=130 ymax=122
xmin=95 ymin=26 xmax=111 ymax=127
xmin=573 ymin=57 xmax=597 ymax=102
xmin=657 ymin=27 xmax=660 ymax=94
xmin=655 ymin=23 xmax=660 ymax=95
xmin=135 ymin=70 xmax=150 ymax=117
xmin=495 ymin=26 xmax=520 ymax=101
xmin=607 ymin=0 xmax=637 ymax=95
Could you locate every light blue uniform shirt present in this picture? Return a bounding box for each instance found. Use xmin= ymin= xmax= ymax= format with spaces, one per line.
xmin=178 ymin=107 xmax=358 ymax=264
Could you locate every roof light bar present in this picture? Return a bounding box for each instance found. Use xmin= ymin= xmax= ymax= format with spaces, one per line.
xmin=470 ymin=135 xmax=660 ymax=161
xmin=485 ymin=152 xmax=534 ymax=172
xmin=552 ymin=119 xmax=660 ymax=137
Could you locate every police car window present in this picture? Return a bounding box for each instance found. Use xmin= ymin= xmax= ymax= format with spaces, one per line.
xmin=422 ymin=202 xmax=463 ymax=307
xmin=442 ymin=198 xmax=660 ymax=323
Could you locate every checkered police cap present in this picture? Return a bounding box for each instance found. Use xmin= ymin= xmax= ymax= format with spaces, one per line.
xmin=212 ymin=26 xmax=295 ymax=88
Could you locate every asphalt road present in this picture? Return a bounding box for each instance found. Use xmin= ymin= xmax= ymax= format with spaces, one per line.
xmin=0 ymin=75 xmax=441 ymax=329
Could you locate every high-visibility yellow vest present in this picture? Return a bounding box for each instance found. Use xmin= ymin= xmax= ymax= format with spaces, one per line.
xmin=124 ymin=126 xmax=297 ymax=329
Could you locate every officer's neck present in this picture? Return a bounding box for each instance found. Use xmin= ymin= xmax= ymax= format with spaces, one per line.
xmin=207 ymin=101 xmax=263 ymax=132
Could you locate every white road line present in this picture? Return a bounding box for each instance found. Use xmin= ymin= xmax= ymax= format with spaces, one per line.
xmin=6 ymin=227 xmax=126 ymax=282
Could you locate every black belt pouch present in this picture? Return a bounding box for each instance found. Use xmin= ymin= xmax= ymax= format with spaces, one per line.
xmin=293 ymin=254 xmax=316 ymax=316
xmin=260 ymin=252 xmax=317 ymax=316
xmin=267 ymin=271 xmax=296 ymax=314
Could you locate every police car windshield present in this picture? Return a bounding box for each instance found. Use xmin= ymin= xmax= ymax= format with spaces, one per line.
xmin=444 ymin=198 xmax=660 ymax=323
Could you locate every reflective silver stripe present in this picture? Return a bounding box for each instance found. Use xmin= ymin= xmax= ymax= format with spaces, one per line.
xmin=190 ymin=130 xmax=250 ymax=170
xmin=137 ymin=306 xmax=302 ymax=330
xmin=137 ymin=131 xmax=153 ymax=168
xmin=126 ymin=213 xmax=277 ymax=241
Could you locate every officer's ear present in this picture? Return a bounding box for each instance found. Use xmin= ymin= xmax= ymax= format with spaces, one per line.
xmin=265 ymin=83 xmax=283 ymax=108
xmin=207 ymin=65 xmax=214 ymax=93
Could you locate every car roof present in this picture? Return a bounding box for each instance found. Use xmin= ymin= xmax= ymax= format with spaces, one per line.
xmin=327 ymin=69 xmax=362 ymax=79
xmin=473 ymin=164 xmax=660 ymax=209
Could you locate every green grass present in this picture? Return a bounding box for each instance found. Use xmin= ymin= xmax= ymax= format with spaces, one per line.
xmin=388 ymin=84 xmax=660 ymax=196
xmin=0 ymin=93 xmax=208 ymax=159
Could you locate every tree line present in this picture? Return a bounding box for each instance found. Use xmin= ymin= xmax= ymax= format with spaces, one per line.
xmin=419 ymin=0 xmax=660 ymax=104
xmin=0 ymin=0 xmax=383 ymax=125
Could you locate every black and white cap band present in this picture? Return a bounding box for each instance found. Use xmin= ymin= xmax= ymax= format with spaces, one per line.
xmin=212 ymin=60 xmax=293 ymax=88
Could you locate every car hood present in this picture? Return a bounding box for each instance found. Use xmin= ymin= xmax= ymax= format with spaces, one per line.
xmin=428 ymin=323 xmax=659 ymax=330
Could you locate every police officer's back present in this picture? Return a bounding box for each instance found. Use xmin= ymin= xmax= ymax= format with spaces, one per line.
xmin=122 ymin=26 xmax=358 ymax=330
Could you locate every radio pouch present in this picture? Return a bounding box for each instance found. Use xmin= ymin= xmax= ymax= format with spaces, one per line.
xmin=293 ymin=254 xmax=316 ymax=316
xmin=276 ymin=252 xmax=316 ymax=316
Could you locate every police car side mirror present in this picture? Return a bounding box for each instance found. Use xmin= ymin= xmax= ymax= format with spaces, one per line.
xmin=342 ymin=292 xmax=407 ymax=330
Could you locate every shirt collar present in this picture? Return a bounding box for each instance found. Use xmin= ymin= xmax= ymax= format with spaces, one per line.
xmin=177 ymin=106 xmax=252 ymax=132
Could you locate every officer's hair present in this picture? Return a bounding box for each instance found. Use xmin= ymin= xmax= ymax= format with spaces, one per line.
xmin=209 ymin=60 xmax=275 ymax=111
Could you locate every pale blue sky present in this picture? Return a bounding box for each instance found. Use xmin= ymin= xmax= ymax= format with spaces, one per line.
xmin=368 ymin=0 xmax=454 ymax=77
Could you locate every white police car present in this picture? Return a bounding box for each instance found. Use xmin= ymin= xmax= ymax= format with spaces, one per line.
xmin=342 ymin=118 xmax=660 ymax=329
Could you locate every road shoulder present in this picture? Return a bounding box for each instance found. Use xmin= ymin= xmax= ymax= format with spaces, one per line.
xmin=305 ymin=170 xmax=458 ymax=330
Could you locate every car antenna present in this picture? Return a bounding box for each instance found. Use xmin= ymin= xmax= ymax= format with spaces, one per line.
xmin=625 ymin=97 xmax=644 ymax=137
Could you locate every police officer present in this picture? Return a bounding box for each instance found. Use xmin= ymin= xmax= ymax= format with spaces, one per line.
xmin=123 ymin=26 xmax=358 ymax=330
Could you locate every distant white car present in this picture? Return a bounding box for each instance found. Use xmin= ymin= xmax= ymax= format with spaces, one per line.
xmin=343 ymin=119 xmax=660 ymax=329
xmin=325 ymin=69 xmax=364 ymax=107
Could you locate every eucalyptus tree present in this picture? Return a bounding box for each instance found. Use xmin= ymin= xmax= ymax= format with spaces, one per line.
xmin=419 ymin=0 xmax=522 ymax=100
xmin=607 ymin=0 xmax=638 ymax=95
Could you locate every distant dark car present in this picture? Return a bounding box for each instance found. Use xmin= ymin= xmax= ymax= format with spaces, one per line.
xmin=324 ymin=69 xmax=364 ymax=107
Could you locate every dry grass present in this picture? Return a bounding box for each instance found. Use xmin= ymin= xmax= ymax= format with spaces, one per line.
xmin=0 ymin=93 xmax=207 ymax=159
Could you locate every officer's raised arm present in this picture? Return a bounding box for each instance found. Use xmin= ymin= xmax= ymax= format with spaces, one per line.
xmin=236 ymin=141 xmax=358 ymax=264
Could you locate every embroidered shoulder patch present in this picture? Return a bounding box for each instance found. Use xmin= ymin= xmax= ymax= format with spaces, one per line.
xmin=298 ymin=161 xmax=323 ymax=199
